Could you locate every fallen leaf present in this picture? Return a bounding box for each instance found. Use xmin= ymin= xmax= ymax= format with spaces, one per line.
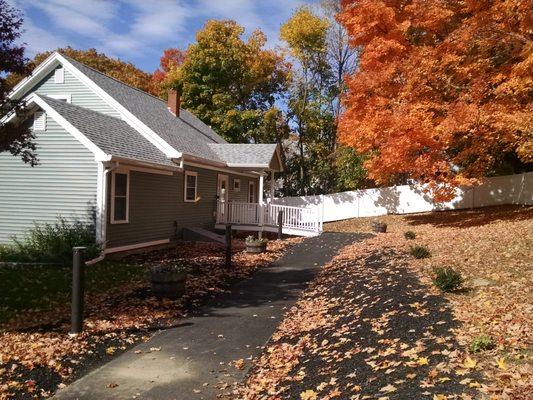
xmin=300 ymin=389 xmax=318 ymax=400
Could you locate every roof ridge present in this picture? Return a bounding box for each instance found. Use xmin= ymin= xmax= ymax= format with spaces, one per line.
xmin=60 ymin=53 xmax=168 ymax=105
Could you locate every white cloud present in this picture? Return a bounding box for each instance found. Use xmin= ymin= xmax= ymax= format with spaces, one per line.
xmin=8 ymin=0 xmax=318 ymax=67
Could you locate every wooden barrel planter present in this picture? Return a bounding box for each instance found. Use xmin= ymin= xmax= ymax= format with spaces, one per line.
xmin=245 ymin=236 xmax=268 ymax=253
xmin=371 ymin=221 xmax=387 ymax=233
xmin=149 ymin=263 xmax=188 ymax=299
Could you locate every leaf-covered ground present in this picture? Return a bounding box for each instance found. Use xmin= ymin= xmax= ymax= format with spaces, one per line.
xmin=0 ymin=237 xmax=300 ymax=400
xmin=232 ymin=205 xmax=532 ymax=399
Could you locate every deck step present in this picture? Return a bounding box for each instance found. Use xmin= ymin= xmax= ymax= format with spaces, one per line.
xmin=183 ymin=227 xmax=225 ymax=244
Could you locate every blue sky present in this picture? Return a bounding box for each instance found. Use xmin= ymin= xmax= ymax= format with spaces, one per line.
xmin=8 ymin=0 xmax=318 ymax=73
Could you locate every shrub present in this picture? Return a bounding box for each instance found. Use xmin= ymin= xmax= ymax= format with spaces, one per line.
xmin=404 ymin=231 xmax=416 ymax=240
xmin=433 ymin=267 xmax=463 ymax=292
xmin=410 ymin=244 xmax=431 ymax=259
xmin=470 ymin=334 xmax=494 ymax=353
xmin=0 ymin=218 xmax=100 ymax=265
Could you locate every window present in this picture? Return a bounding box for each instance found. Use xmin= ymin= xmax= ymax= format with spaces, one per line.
xmin=54 ymin=67 xmax=65 ymax=84
xmin=33 ymin=111 xmax=46 ymax=131
xmin=49 ymin=94 xmax=71 ymax=103
xmin=184 ymin=171 xmax=198 ymax=202
xmin=248 ymin=181 xmax=256 ymax=203
xmin=233 ymin=179 xmax=241 ymax=192
xmin=111 ymin=171 xmax=129 ymax=223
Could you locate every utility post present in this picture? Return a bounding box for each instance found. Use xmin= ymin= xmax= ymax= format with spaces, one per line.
xmin=277 ymin=210 xmax=284 ymax=240
xmin=70 ymin=247 xmax=86 ymax=335
xmin=225 ymin=224 xmax=232 ymax=268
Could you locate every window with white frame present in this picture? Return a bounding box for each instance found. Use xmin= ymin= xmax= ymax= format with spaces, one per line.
xmin=233 ymin=178 xmax=241 ymax=192
xmin=184 ymin=171 xmax=198 ymax=202
xmin=54 ymin=67 xmax=65 ymax=84
xmin=248 ymin=181 xmax=256 ymax=203
xmin=111 ymin=171 xmax=129 ymax=223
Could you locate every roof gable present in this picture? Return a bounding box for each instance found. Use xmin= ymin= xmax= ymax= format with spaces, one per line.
xmin=64 ymin=56 xmax=228 ymax=162
xmin=35 ymin=95 xmax=175 ymax=168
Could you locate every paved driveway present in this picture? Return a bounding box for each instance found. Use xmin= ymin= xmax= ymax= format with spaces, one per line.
xmin=53 ymin=232 xmax=365 ymax=400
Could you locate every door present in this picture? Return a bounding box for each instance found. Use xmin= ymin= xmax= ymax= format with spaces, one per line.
xmin=217 ymin=174 xmax=229 ymax=222
xmin=217 ymin=174 xmax=229 ymax=203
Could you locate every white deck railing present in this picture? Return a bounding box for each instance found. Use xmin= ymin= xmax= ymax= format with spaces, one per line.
xmin=216 ymin=201 xmax=322 ymax=235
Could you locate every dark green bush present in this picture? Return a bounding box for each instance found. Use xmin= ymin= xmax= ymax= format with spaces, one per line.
xmin=404 ymin=231 xmax=416 ymax=240
xmin=410 ymin=244 xmax=431 ymax=259
xmin=0 ymin=218 xmax=100 ymax=265
xmin=433 ymin=267 xmax=463 ymax=292
xmin=470 ymin=334 xmax=494 ymax=353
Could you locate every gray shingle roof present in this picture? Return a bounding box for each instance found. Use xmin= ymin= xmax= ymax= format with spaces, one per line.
xmin=54 ymin=54 xmax=281 ymax=170
xmin=208 ymin=144 xmax=279 ymax=168
xmin=37 ymin=95 xmax=175 ymax=167
xmin=64 ymin=56 xmax=227 ymax=161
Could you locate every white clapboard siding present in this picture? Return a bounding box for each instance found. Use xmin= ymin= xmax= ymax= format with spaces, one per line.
xmin=34 ymin=66 xmax=121 ymax=117
xmin=0 ymin=116 xmax=98 ymax=243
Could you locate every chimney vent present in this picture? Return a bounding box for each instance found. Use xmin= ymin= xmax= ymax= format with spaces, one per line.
xmin=167 ymin=89 xmax=180 ymax=117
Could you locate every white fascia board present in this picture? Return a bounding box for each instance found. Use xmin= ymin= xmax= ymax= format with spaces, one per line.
xmin=274 ymin=144 xmax=284 ymax=172
xmin=102 ymin=155 xmax=182 ymax=174
xmin=182 ymin=160 xmax=258 ymax=178
xmin=226 ymin=163 xmax=270 ymax=168
xmin=30 ymin=94 xmax=110 ymax=161
xmin=9 ymin=53 xmax=61 ymax=99
xmin=55 ymin=53 xmax=182 ymax=160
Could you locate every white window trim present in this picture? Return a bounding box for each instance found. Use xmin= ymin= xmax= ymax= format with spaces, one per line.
xmin=110 ymin=170 xmax=130 ymax=224
xmin=184 ymin=171 xmax=198 ymax=203
xmin=54 ymin=67 xmax=64 ymax=83
xmin=48 ymin=94 xmax=72 ymax=103
xmin=249 ymin=181 xmax=256 ymax=203
xmin=233 ymin=178 xmax=241 ymax=192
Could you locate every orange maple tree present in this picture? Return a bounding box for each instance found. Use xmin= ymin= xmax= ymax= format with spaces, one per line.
xmin=149 ymin=48 xmax=186 ymax=96
xmin=338 ymin=0 xmax=533 ymax=200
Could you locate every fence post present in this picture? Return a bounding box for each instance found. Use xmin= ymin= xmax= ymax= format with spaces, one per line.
xmin=225 ymin=224 xmax=232 ymax=268
xmin=71 ymin=247 xmax=86 ymax=335
xmin=277 ymin=210 xmax=283 ymax=240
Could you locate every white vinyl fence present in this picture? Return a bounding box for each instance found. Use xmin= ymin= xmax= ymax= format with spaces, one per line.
xmin=273 ymin=172 xmax=533 ymax=223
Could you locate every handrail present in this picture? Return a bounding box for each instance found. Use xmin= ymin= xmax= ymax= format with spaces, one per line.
xmin=216 ymin=201 xmax=323 ymax=234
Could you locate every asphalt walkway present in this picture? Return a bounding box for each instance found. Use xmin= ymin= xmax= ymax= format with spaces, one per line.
xmin=53 ymin=232 xmax=364 ymax=400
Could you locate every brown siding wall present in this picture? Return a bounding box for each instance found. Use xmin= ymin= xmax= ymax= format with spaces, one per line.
xmin=106 ymin=165 xmax=258 ymax=248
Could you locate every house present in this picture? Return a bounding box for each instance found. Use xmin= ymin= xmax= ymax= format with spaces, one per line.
xmin=0 ymin=52 xmax=321 ymax=254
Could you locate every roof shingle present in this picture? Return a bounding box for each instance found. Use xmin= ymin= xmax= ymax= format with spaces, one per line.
xmin=38 ymin=95 xmax=175 ymax=167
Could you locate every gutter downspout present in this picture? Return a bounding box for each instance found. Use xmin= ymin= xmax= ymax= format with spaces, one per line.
xmin=88 ymin=161 xmax=118 ymax=264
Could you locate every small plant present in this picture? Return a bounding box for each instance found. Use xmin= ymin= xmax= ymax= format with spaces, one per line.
xmin=404 ymin=231 xmax=416 ymax=240
xmin=410 ymin=244 xmax=431 ymax=259
xmin=245 ymin=235 xmax=268 ymax=245
xmin=470 ymin=334 xmax=494 ymax=353
xmin=433 ymin=267 xmax=463 ymax=292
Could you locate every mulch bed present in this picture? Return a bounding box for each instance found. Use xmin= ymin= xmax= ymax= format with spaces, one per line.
xmin=232 ymin=242 xmax=481 ymax=399
xmin=0 ymin=238 xmax=300 ymax=400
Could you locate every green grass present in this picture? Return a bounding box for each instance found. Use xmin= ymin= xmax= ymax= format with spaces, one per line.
xmin=0 ymin=261 xmax=146 ymax=325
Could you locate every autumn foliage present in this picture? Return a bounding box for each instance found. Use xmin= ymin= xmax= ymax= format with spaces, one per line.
xmin=6 ymin=47 xmax=152 ymax=93
xmin=149 ymin=48 xmax=185 ymax=97
xmin=338 ymin=0 xmax=533 ymax=200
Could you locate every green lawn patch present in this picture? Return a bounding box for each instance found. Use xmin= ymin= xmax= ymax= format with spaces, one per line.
xmin=0 ymin=260 xmax=146 ymax=325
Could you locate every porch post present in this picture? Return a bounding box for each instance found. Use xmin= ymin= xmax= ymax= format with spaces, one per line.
xmin=270 ymin=170 xmax=275 ymax=202
xmin=258 ymin=173 xmax=264 ymax=205
xmin=258 ymin=173 xmax=264 ymax=239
